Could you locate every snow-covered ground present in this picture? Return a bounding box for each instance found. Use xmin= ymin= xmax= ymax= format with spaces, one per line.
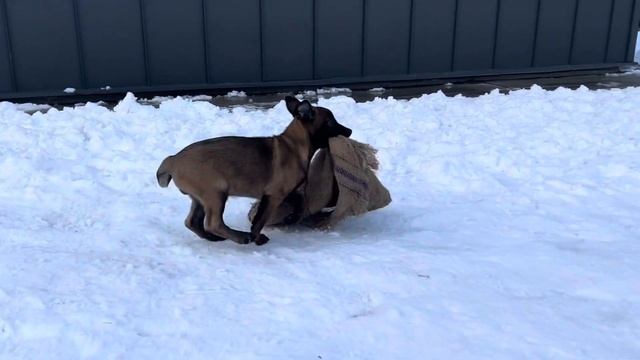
xmin=1 ymin=86 xmax=640 ymax=359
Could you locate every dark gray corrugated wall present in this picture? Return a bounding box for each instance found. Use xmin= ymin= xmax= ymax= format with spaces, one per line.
xmin=0 ymin=0 xmax=639 ymax=101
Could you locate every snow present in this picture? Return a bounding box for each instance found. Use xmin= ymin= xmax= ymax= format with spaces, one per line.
xmin=63 ymin=88 xmax=76 ymax=94
xmin=13 ymin=103 xmax=51 ymax=113
xmin=301 ymin=88 xmax=353 ymax=97
xmin=368 ymin=87 xmax=386 ymax=94
xmin=224 ymin=90 xmax=247 ymax=98
xmin=316 ymin=87 xmax=352 ymax=95
xmin=144 ymin=94 xmax=213 ymax=107
xmin=1 ymin=86 xmax=640 ymax=359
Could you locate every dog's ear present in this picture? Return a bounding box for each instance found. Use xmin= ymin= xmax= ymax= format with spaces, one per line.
xmin=285 ymin=96 xmax=313 ymax=121
xmin=296 ymin=100 xmax=313 ymax=121
xmin=285 ymin=96 xmax=300 ymax=117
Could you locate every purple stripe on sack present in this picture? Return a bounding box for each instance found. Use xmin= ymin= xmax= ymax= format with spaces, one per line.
xmin=335 ymin=166 xmax=369 ymax=190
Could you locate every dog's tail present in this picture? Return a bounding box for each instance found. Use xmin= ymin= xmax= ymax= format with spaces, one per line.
xmin=156 ymin=156 xmax=174 ymax=188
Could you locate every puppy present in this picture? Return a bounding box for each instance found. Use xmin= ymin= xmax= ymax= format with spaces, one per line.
xmin=156 ymin=96 xmax=352 ymax=245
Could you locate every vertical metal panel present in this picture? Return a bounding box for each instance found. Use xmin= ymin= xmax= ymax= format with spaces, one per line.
xmin=201 ymin=0 xmax=210 ymax=83
xmin=530 ymin=0 xmax=542 ymax=67
xmin=76 ymin=0 xmax=146 ymax=88
xmin=262 ymin=0 xmax=313 ymax=81
xmin=453 ymin=0 xmax=499 ymax=71
xmin=364 ymin=0 xmax=412 ymax=76
xmin=494 ymin=0 xmax=538 ymax=69
xmin=71 ymin=0 xmax=87 ymax=88
xmin=143 ymin=0 xmax=207 ymax=85
xmin=603 ymin=0 xmax=616 ymax=63
xmin=607 ymin=0 xmax=634 ymax=62
xmin=568 ymin=0 xmax=579 ymax=64
xmin=571 ymin=0 xmax=613 ymax=64
xmin=627 ymin=0 xmax=640 ymax=62
xmin=312 ymin=0 xmax=316 ymax=79
xmin=360 ymin=0 xmax=366 ymax=76
xmin=5 ymin=0 xmax=82 ymax=92
xmin=450 ymin=0 xmax=459 ymax=71
xmin=0 ymin=0 xmax=14 ymax=92
xmin=490 ymin=0 xmax=501 ymax=68
xmin=139 ymin=0 xmax=150 ymax=85
xmin=533 ymin=0 xmax=577 ymax=66
xmin=315 ymin=0 xmax=362 ymax=79
xmin=259 ymin=0 xmax=264 ymax=80
xmin=410 ymin=0 xmax=456 ymax=74
xmin=206 ymin=0 xmax=261 ymax=83
xmin=406 ymin=0 xmax=415 ymax=73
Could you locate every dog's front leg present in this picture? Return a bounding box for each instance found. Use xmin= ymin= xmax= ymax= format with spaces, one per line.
xmin=251 ymin=194 xmax=285 ymax=245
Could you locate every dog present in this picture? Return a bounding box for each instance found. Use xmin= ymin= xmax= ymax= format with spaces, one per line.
xmin=156 ymin=96 xmax=352 ymax=246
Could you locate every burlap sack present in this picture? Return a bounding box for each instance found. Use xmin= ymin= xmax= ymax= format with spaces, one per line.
xmin=248 ymin=136 xmax=391 ymax=228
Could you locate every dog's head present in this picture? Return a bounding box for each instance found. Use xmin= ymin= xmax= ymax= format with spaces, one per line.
xmin=285 ymin=96 xmax=352 ymax=148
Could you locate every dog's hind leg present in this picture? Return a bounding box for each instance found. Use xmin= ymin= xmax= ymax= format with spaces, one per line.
xmin=202 ymin=193 xmax=253 ymax=245
xmin=185 ymin=197 xmax=224 ymax=241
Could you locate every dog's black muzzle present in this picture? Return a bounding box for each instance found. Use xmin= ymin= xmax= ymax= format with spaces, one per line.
xmin=339 ymin=124 xmax=352 ymax=138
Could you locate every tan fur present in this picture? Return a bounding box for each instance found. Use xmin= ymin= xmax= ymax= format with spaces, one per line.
xmin=156 ymin=96 xmax=352 ymax=246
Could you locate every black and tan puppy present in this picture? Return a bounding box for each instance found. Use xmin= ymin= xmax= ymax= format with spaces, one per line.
xmin=156 ymin=96 xmax=352 ymax=246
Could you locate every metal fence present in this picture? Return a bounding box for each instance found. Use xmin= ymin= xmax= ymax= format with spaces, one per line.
xmin=1 ymin=0 xmax=639 ymax=101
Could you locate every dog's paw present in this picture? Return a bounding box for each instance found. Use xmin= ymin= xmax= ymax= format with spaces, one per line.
xmin=282 ymin=212 xmax=302 ymax=225
xmin=255 ymin=234 xmax=270 ymax=246
xmin=236 ymin=235 xmax=252 ymax=245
